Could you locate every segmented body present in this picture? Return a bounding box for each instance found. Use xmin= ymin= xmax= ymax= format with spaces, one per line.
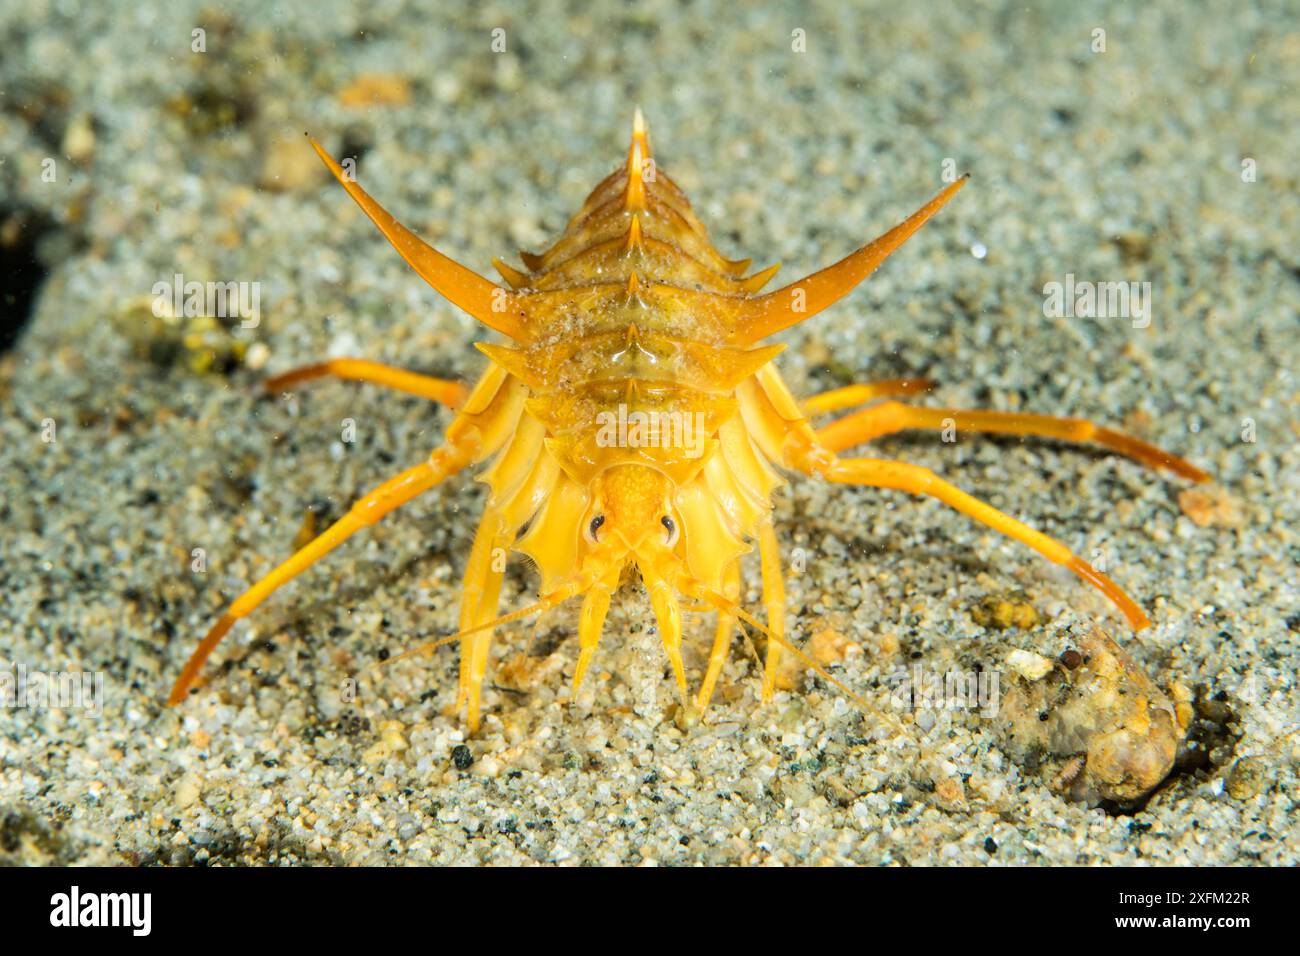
xmin=442 ymin=120 xmax=801 ymax=726
xmin=169 ymin=112 xmax=1208 ymax=732
xmin=481 ymin=124 xmax=783 ymax=595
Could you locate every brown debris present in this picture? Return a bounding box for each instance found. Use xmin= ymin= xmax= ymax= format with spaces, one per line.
xmin=808 ymin=627 xmax=852 ymax=665
xmin=1224 ymin=757 xmax=1266 ymax=800
xmin=337 ymin=73 xmax=412 ymax=108
xmin=496 ymin=652 xmax=566 ymax=691
xmin=117 ymin=296 xmax=249 ymax=376
xmin=259 ymin=132 xmax=326 ymax=193
xmin=292 ymin=509 xmax=318 ymax=552
xmin=772 ymin=626 xmax=855 ymax=690
xmin=1178 ymin=484 xmax=1244 ymax=528
xmin=62 ymin=112 xmax=96 ymax=164
xmin=997 ymin=627 xmax=1183 ymax=804
xmin=971 ymin=592 xmax=1042 ymax=630
xmin=933 ymin=775 xmax=967 ymax=811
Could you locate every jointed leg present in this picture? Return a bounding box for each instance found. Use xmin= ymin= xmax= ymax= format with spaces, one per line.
xmin=802 ymin=377 xmax=934 ymax=417
xmin=757 ymin=517 xmax=788 ymax=700
xmin=640 ymin=560 xmax=687 ymax=704
xmin=264 ymin=358 xmax=468 ymax=408
xmin=745 ymin=364 xmax=1171 ymax=648
xmin=168 ymin=442 xmax=475 ymax=705
xmin=571 ymin=565 xmax=622 ymax=701
xmin=696 ymin=558 xmax=741 ymax=712
xmin=822 ymin=456 xmax=1150 ymax=630
xmin=817 ymin=400 xmax=1208 ymax=482
xmin=455 ymin=503 xmax=514 ymax=731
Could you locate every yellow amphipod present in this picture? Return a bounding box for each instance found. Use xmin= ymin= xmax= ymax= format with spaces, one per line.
xmin=170 ymin=111 xmax=1208 ymax=731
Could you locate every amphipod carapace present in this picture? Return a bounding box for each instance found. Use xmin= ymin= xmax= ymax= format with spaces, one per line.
xmin=169 ymin=110 xmax=1208 ymax=731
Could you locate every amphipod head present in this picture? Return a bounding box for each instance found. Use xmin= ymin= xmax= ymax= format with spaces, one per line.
xmin=580 ymin=464 xmax=679 ymax=574
xmin=565 ymin=463 xmax=690 ymax=698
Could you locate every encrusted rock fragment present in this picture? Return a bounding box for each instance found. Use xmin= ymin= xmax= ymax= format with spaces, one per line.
xmin=997 ymin=627 xmax=1183 ymax=804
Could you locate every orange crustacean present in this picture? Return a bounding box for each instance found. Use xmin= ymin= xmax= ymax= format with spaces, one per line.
xmin=168 ymin=111 xmax=1208 ymax=732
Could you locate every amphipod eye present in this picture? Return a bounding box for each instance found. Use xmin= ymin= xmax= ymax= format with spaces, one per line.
xmin=661 ymin=515 xmax=679 ymax=547
xmin=586 ymin=514 xmax=605 ymax=544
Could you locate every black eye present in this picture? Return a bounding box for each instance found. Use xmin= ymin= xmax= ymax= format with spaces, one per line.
xmin=661 ymin=515 xmax=678 ymax=546
xmin=587 ymin=515 xmax=605 ymax=542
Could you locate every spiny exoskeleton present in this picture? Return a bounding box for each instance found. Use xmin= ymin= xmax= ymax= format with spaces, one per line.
xmin=169 ymin=111 xmax=1208 ymax=731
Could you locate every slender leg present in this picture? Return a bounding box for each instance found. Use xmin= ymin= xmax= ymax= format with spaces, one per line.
xmin=639 ymin=560 xmax=688 ymax=704
xmin=801 ymin=377 xmax=935 ymax=417
xmin=756 ymin=518 xmax=788 ymax=700
xmin=168 ymin=442 xmax=475 ymax=705
xmin=746 ymin=370 xmax=1157 ymax=632
xmin=456 ymin=504 xmax=514 ymax=731
xmin=264 ymin=358 xmax=468 ymax=408
xmin=821 ymin=456 xmax=1150 ymax=630
xmin=696 ymin=558 xmax=741 ymax=712
xmin=453 ymin=414 xmax=556 ymax=728
xmin=572 ymin=566 xmax=622 ymax=699
xmin=817 ymin=400 xmax=1208 ymax=482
